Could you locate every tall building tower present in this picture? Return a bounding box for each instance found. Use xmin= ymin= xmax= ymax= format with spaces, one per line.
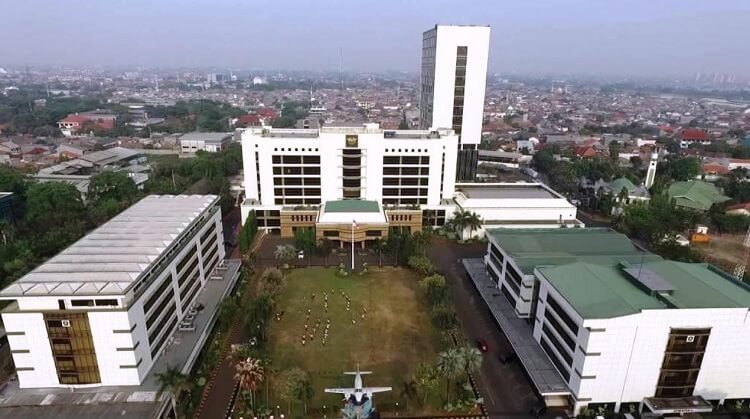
xmin=419 ymin=24 xmax=491 ymax=181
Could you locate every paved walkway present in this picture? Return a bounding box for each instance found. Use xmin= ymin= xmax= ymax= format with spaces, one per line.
xmin=462 ymin=258 xmax=569 ymax=397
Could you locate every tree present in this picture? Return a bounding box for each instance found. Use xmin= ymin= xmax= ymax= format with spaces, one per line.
xmin=316 ymin=238 xmax=334 ymax=267
xmin=239 ymin=211 xmax=258 ymax=253
xmin=293 ymin=228 xmax=316 ymax=265
xmin=664 ymin=157 xmax=701 ymax=181
xmin=464 ymin=212 xmax=483 ymax=239
xmin=274 ymin=244 xmax=297 ymax=267
xmin=456 ymin=345 xmax=483 ymax=377
xmin=437 ymin=348 xmax=463 ymax=401
xmin=155 ymin=366 xmax=190 ymax=418
xmin=292 ymin=374 xmax=314 ymax=414
xmin=234 ymin=357 xmax=264 ymax=410
xmin=87 ymin=171 xmax=138 ymax=204
xmin=408 ymin=255 xmax=434 ymax=276
xmin=420 ymin=274 xmax=448 ymax=307
xmin=430 ymin=305 xmax=458 ymax=331
xmin=274 ymin=367 xmax=309 ymax=416
xmin=413 ymin=363 xmax=440 ymax=407
xmin=400 ymin=380 xmax=419 ymax=410
xmin=372 ymin=238 xmax=385 ymax=267
xmin=452 ymin=210 xmax=483 ymax=240
xmin=259 ymin=268 xmax=284 ymax=294
xmin=609 ymin=141 xmax=621 ymax=163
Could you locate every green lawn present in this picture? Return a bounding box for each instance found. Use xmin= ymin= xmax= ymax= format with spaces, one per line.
xmin=267 ymin=267 xmax=444 ymax=414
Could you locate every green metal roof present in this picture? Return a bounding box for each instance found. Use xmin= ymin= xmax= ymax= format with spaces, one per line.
xmin=609 ymin=177 xmax=637 ymax=193
xmin=324 ymin=200 xmax=380 ymax=213
xmin=668 ymin=180 xmax=730 ymax=211
xmin=539 ymin=260 xmax=750 ymax=319
xmin=487 ymin=228 xmax=660 ymax=274
xmin=539 ymin=262 xmax=667 ymax=318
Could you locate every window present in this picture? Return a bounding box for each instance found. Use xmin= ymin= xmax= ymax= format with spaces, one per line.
xmin=383 ymin=167 xmax=399 ymax=175
xmin=71 ymin=300 xmax=95 ymax=307
xmin=545 ymin=296 xmax=579 ymax=336
xmin=303 ymin=156 xmax=320 ymax=164
xmin=323 ymin=230 xmax=339 ymax=237
xmin=542 ymin=323 xmax=573 ymax=365
xmin=95 ymin=299 xmax=118 ymax=307
xmin=283 ymin=155 xmax=301 ymax=164
xmin=303 ymin=166 xmax=320 ymax=175
xmin=540 ymin=336 xmax=570 ymax=382
xmin=366 ymin=230 xmax=382 ymax=237
xmin=383 ymin=156 xmax=400 ymax=165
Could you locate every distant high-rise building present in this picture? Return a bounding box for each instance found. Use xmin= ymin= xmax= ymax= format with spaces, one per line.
xmin=419 ymin=24 xmax=491 ymax=181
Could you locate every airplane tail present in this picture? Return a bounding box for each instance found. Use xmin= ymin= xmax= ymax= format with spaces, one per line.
xmin=344 ymin=371 xmax=371 ymax=375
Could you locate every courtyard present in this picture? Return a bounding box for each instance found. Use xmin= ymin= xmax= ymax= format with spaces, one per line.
xmin=266 ymin=266 xmax=445 ymax=415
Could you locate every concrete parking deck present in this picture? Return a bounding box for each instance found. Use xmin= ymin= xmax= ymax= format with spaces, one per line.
xmin=0 ymin=260 xmax=241 ymax=419
xmin=462 ymin=258 xmax=570 ymax=401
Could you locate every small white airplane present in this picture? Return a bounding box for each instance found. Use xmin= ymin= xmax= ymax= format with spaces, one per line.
xmin=324 ymin=368 xmax=391 ymax=405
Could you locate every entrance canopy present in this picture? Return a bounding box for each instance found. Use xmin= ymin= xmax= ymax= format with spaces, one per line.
xmin=643 ymin=396 xmax=713 ymax=415
xmin=318 ymin=200 xmax=388 ymax=225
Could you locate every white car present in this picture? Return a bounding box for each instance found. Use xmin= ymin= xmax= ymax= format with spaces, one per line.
xmin=298 ymin=250 xmax=304 ymax=259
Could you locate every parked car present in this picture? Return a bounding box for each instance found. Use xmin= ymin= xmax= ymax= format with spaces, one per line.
xmin=298 ymin=250 xmax=305 ymax=259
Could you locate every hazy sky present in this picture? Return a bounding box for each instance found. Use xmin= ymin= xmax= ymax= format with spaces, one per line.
xmin=2 ymin=0 xmax=749 ymax=77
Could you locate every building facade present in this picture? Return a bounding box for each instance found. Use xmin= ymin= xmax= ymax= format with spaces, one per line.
xmin=420 ymin=24 xmax=491 ymax=181
xmin=0 ymin=195 xmax=225 ymax=388
xmin=240 ymin=123 xmax=458 ymax=242
xmin=482 ymin=229 xmax=750 ymax=415
xmin=179 ymin=132 xmax=233 ymax=153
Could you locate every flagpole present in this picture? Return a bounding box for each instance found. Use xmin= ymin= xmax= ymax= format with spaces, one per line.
xmin=351 ymin=221 xmax=355 ymax=271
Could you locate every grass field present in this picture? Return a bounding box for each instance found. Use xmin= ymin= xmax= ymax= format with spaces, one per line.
xmin=267 ymin=266 xmax=444 ymax=414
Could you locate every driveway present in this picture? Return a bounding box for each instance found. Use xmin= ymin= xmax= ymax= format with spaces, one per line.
xmin=428 ymin=237 xmax=544 ymax=418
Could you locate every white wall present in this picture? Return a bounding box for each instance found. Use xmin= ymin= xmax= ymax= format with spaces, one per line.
xmin=2 ymin=312 xmax=59 ymax=388
xmin=534 ymin=277 xmax=750 ymax=413
xmin=2 ymin=205 xmax=225 ymax=389
xmin=88 ymin=310 xmax=141 ymax=385
xmin=430 ymin=25 xmax=490 ymax=145
xmin=240 ymin=127 xmax=459 ymax=224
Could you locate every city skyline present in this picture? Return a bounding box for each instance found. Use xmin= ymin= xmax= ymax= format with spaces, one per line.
xmin=2 ymin=0 xmax=750 ymax=77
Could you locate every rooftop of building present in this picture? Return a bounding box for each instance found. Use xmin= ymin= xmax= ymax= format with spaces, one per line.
xmin=318 ymin=200 xmax=388 ymax=225
xmin=0 ymin=195 xmax=218 ymax=298
xmin=487 ymin=228 xmax=660 ymax=275
xmin=538 ymin=260 xmax=750 ymax=319
xmin=668 ymin=180 xmax=730 ymax=211
xmin=324 ymin=200 xmax=380 ymax=213
xmin=179 ymin=132 xmax=233 ymax=143
xmin=458 ymin=183 xmax=557 ymax=200
xmin=252 ymin=123 xmax=454 ymax=140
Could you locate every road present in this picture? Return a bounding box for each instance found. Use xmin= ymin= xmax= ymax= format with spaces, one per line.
xmin=428 ymin=237 xmax=544 ymax=418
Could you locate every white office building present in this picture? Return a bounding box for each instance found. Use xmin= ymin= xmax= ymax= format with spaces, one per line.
xmin=420 ymin=24 xmax=491 ymax=180
xmin=477 ymin=228 xmax=750 ymax=415
xmin=0 ymin=195 xmax=225 ymax=388
xmin=240 ymin=124 xmax=458 ymax=242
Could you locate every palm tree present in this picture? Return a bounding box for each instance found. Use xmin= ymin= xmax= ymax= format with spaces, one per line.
xmin=451 ymin=210 xmax=467 ymax=239
xmin=463 ymin=211 xmax=483 ymax=240
xmin=234 ymin=357 xmax=265 ymax=409
xmin=457 ymin=345 xmax=483 ymax=378
xmin=155 ymin=366 xmax=190 ymax=418
xmin=437 ymin=348 xmax=463 ymax=401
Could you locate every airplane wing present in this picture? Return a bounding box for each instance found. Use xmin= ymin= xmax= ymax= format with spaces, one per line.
xmin=324 ymin=388 xmax=353 ymax=395
xmin=364 ymin=387 xmax=392 ymax=394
